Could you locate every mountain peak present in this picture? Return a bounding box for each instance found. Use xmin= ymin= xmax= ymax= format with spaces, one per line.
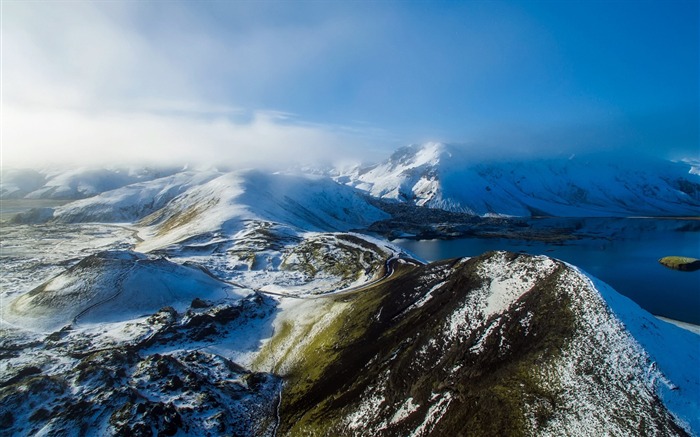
xmin=342 ymin=143 xmax=700 ymax=217
xmin=387 ymin=142 xmax=452 ymax=169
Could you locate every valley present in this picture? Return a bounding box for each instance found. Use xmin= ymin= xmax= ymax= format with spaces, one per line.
xmin=1 ymin=143 xmax=699 ymax=436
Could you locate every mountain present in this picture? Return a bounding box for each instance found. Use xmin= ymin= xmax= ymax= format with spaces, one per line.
xmin=0 ymin=228 xmax=401 ymax=435
xmin=1 ymin=166 xmax=182 ymax=200
xmin=1 ymin=288 xmax=282 ymax=436
xmin=49 ymin=170 xmax=221 ymax=223
xmin=9 ymin=144 xmax=698 ymax=224
xmin=4 ymin=247 xmax=697 ymax=436
xmin=11 ymin=169 xmax=389 ymax=252
xmin=253 ymin=251 xmax=699 ymax=436
xmin=340 ymin=142 xmax=700 ymax=217
xmin=136 ymin=170 xmax=389 ymax=252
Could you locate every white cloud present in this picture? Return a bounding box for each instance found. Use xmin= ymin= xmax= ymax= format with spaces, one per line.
xmin=2 ymin=104 xmax=374 ymax=168
xmin=1 ymin=2 xmax=390 ymax=169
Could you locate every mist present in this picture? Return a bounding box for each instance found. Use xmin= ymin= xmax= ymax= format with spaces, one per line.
xmin=2 ymin=105 xmax=386 ymax=169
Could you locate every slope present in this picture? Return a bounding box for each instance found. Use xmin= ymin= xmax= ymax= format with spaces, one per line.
xmin=136 ymin=169 xmax=389 ymax=252
xmin=4 ymin=250 xmax=244 ymax=332
xmin=253 ymin=251 xmax=699 ymax=436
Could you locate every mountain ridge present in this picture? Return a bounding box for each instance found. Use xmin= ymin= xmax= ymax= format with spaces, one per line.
xmin=339 ymin=142 xmax=700 ymax=217
xmin=252 ymin=251 xmax=698 ymax=436
xmin=6 ymin=143 xmax=699 ymax=222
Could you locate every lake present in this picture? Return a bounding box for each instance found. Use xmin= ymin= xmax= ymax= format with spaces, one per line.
xmin=393 ymin=218 xmax=700 ymax=325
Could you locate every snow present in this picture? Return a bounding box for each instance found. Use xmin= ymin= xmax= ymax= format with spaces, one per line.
xmin=130 ymin=170 xmax=388 ymax=252
xmin=52 ymin=170 xmax=220 ymax=223
xmin=2 ymin=155 xmax=699 ymax=435
xmin=408 ymin=392 xmax=453 ymax=437
xmin=408 ymin=280 xmax=445 ymax=310
xmin=442 ymin=252 xmax=557 ymax=342
xmin=468 ymin=320 xmax=500 ymax=354
xmin=1 ymin=166 xmax=182 ymax=200
xmin=479 ymin=254 xmax=557 ymax=318
xmin=580 ymin=270 xmax=700 ymax=435
xmin=390 ymin=397 xmax=420 ymax=424
xmin=655 ymin=316 xmax=700 ymax=335
xmin=348 ymin=391 xmax=387 ymax=430
xmin=253 ymin=297 xmax=350 ymax=375
xmin=420 ymin=252 xmax=699 ymax=435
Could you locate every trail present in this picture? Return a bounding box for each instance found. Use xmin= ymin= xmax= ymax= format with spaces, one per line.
xmin=252 ymin=255 xmax=423 ymax=300
xmin=187 ymin=251 xmax=423 ymax=301
xmin=304 ymin=255 xmax=423 ymax=299
xmin=113 ymin=223 xmax=145 ymax=243
xmin=272 ymin=381 xmax=284 ymax=437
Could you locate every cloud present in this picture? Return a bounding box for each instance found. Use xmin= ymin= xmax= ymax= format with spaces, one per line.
xmin=2 ymin=103 xmax=381 ymax=168
xmin=1 ymin=2 xmax=391 ymax=169
xmin=3 ymin=1 xmax=695 ymax=169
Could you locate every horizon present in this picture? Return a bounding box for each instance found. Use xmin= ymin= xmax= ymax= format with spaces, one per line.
xmin=1 ymin=1 xmax=698 ymax=168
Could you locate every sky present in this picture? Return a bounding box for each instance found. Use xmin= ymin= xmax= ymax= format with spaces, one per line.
xmin=1 ymin=0 xmax=698 ymax=168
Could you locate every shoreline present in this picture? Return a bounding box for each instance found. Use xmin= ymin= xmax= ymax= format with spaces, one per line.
xmin=655 ymin=316 xmax=700 ymax=335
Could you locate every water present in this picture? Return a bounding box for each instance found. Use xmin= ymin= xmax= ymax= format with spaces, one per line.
xmin=393 ymin=218 xmax=700 ymax=325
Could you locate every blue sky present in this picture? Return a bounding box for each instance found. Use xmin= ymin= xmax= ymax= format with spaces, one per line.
xmin=2 ymin=1 xmax=698 ymax=167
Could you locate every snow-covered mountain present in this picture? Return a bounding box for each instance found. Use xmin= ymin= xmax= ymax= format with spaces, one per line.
xmin=0 ymin=224 xmax=402 ymax=435
xmin=135 ymin=170 xmax=388 ymax=252
xmin=7 ymin=143 xmax=698 ymax=224
xmin=48 ymin=170 xmax=222 ymax=223
xmin=4 ymin=244 xmax=697 ymax=435
xmin=257 ymin=251 xmax=699 ymax=436
xmin=340 ymin=142 xmax=700 ymax=217
xmin=0 ymin=166 xmax=182 ymax=199
xmin=10 ymin=169 xmax=388 ymax=253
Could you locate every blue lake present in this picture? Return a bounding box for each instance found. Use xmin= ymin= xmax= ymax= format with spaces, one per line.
xmin=393 ymin=218 xmax=700 ymax=325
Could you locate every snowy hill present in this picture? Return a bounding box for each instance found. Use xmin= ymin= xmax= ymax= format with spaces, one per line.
xmin=50 ymin=170 xmax=221 ymax=223
xmin=0 ymin=166 xmax=181 ymax=200
xmin=4 ymin=250 xmax=244 ymax=331
xmin=1 ymin=293 xmax=282 ymax=436
xmin=340 ymin=142 xmax=700 ymax=217
xmin=3 ymin=243 xmax=697 ymax=435
xmin=23 ymin=169 xmax=389 ymax=251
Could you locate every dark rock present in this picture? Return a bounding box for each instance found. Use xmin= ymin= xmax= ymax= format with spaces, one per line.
xmin=190 ymin=298 xmax=210 ymax=309
xmin=1 ymin=366 xmax=42 ymax=388
xmin=0 ymin=410 xmax=14 ymax=428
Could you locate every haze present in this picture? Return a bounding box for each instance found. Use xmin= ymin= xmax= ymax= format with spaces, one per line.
xmin=1 ymin=1 xmax=698 ymax=168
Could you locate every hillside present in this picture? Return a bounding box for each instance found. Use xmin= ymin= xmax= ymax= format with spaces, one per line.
xmin=10 ymin=169 xmax=390 ymax=253
xmin=253 ymin=251 xmax=699 ymax=436
xmin=4 ymin=249 xmax=697 ymax=436
xmin=136 ymin=170 xmax=388 ymax=252
xmin=3 ymin=250 xmax=242 ymax=332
